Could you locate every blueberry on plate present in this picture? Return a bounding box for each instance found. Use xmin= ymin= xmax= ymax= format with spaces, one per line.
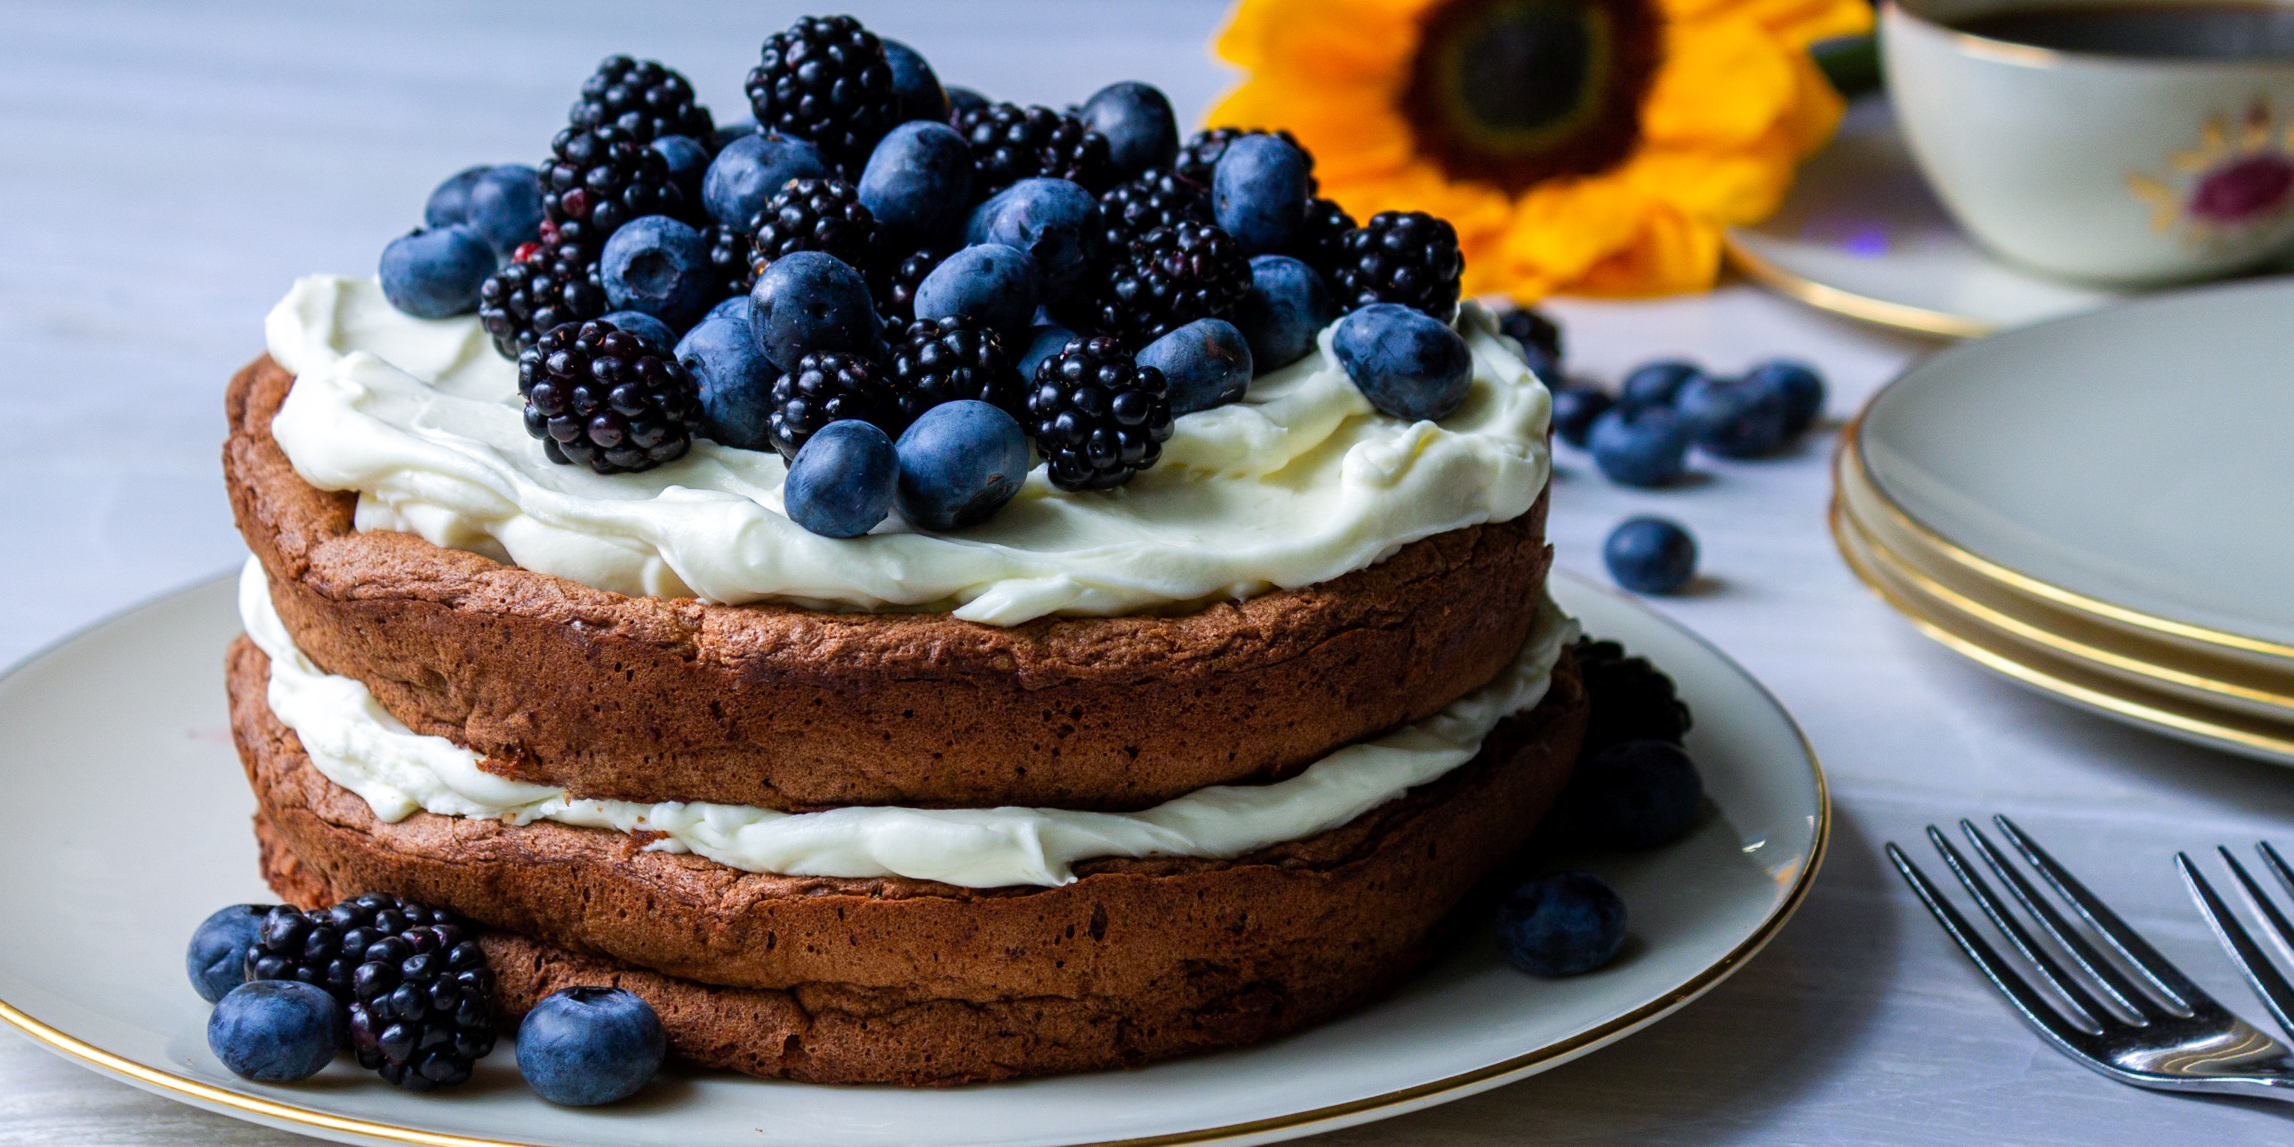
xmin=1549 ymin=384 xmax=1613 ymax=449
xmin=1587 ymin=406 xmax=1691 ymax=487
xmin=1603 ymin=515 xmax=1697 ymax=594
xmin=600 ymin=215 xmax=713 ymax=328
xmin=1138 ymin=318 xmax=1253 ymax=416
xmin=1212 ymin=133 xmax=1312 ymax=256
xmin=1618 ymin=359 xmax=1702 ymax=414
xmin=517 ymin=986 xmax=666 ymax=1107
xmin=423 ymin=165 xmax=492 ymax=228
xmin=1016 ymin=323 xmax=1076 ymax=382
xmin=1079 ymin=81 xmax=1179 ymax=178
xmin=880 ymin=38 xmax=950 ymax=126
xmin=598 ymin=310 xmax=676 ymax=349
xmin=677 ymin=309 xmax=781 ymax=451
xmin=965 ymin=177 xmax=1100 ymax=296
xmin=1560 ymin=739 xmax=1704 ymax=849
xmin=784 ymin=419 xmax=898 ymax=537
xmin=859 ymin=121 xmax=975 ymax=247
xmin=208 ymin=980 xmax=341 ymax=1082
xmin=749 ymin=250 xmax=882 ymax=373
xmin=895 ymin=400 xmax=1032 ymax=530
xmin=1332 ymin=303 xmax=1472 ymax=421
xmin=650 ymin=135 xmax=710 ymax=201
xmin=379 ymin=226 xmax=496 ymax=319
xmin=914 ymin=243 xmax=1041 ymax=347
xmin=702 ymin=131 xmax=832 ymax=230
xmin=1744 ymin=359 xmax=1826 ymax=438
xmin=1233 ymin=254 xmax=1334 ymax=373
xmin=186 ymin=904 xmax=276 ymax=1004
xmin=1495 ymin=872 xmax=1628 ymax=977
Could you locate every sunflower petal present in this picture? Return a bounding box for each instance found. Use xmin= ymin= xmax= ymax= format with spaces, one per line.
xmin=1640 ymin=18 xmax=1797 ymax=148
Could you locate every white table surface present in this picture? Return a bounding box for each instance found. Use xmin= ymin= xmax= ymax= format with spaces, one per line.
xmin=8 ymin=2 xmax=2294 ymax=1144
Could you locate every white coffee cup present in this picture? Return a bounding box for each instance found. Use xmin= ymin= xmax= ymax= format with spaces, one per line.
xmin=1884 ymin=0 xmax=2294 ymax=285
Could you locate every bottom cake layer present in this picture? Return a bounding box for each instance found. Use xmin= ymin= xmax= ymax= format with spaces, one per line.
xmin=235 ymin=639 xmax=1589 ymax=1085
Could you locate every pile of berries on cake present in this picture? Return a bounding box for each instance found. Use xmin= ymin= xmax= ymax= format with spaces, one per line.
xmin=379 ymin=14 xmax=1478 ymax=537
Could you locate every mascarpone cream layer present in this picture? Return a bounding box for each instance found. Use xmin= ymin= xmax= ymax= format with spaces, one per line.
xmin=242 ymin=557 xmax=1577 ymax=889
xmin=264 ymin=275 xmax=1551 ymax=625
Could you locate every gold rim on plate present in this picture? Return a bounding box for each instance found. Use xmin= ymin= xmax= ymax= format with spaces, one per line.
xmin=1721 ymin=233 xmax=1994 ymax=340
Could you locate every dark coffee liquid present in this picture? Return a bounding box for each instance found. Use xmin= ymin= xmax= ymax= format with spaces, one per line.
xmin=1952 ymin=2 xmax=2294 ymax=57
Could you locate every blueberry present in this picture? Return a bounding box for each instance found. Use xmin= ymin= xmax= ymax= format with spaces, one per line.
xmin=859 ymin=121 xmax=974 ymax=246
xmin=712 ymin=119 xmax=758 ymax=150
xmin=1495 ymin=872 xmax=1628 ymax=977
xmin=463 ymin=164 xmax=543 ymax=258
xmin=1560 ymin=739 xmax=1705 ymax=849
xmin=650 ymin=135 xmax=710 ymax=202
xmin=1744 ymin=359 xmax=1826 ymax=437
xmin=946 ymin=86 xmax=989 ymax=120
xmin=1675 ymin=374 xmax=1787 ymax=458
xmin=1550 ymin=384 xmax=1613 ymax=449
xmin=1016 ymin=324 xmax=1076 ymax=382
xmin=707 ymin=294 xmax=750 ymax=322
xmin=516 ymin=987 xmax=666 ymax=1107
xmin=1587 ymin=406 xmax=1691 ymax=486
xmin=186 ymin=904 xmax=272 ymax=1003
xmin=1138 ymin=319 xmax=1253 ymax=416
xmin=598 ymin=310 xmax=676 ymax=349
xmin=914 ymin=243 xmax=1040 ymax=347
xmin=379 ymin=226 xmax=495 ymax=319
xmin=1212 ymin=133 xmax=1311 ymax=256
xmin=422 ymin=165 xmax=491 ymax=229
xmin=1079 ymin=81 xmax=1178 ymax=178
xmin=894 ymin=400 xmax=1032 ymax=530
xmin=965 ymin=178 xmax=1099 ymax=296
xmin=881 ymin=38 xmax=949 ymax=125
xmin=678 ymin=309 xmax=781 ymax=451
xmin=600 ymin=215 xmax=713 ymax=329
xmin=207 ymin=980 xmax=341 ymax=1082
xmin=1332 ymin=303 xmax=1472 ymax=421
xmin=1603 ymin=515 xmax=1697 ymax=594
xmin=749 ymin=250 xmax=881 ymax=373
xmin=783 ymin=420 xmax=898 ymax=538
xmin=1233 ymin=254 xmax=1334 ymax=373
xmin=1618 ymin=359 xmax=1702 ymax=414
xmin=703 ymin=132 xmax=831 ymax=229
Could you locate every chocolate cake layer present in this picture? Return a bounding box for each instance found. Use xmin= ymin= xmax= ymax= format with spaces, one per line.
xmin=227 ymin=355 xmax=1553 ymax=811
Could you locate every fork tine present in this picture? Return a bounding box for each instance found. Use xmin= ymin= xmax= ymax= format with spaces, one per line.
xmin=1927 ymin=826 xmax=2114 ymax=1029
xmin=2228 ymin=847 xmax=2294 ymax=966
xmin=1995 ymin=814 xmax=2204 ymax=1010
xmin=2257 ymin=842 xmax=2294 ymax=910
xmin=1958 ymin=818 xmax=2153 ymax=1020
xmin=1888 ymin=841 xmax=2090 ymax=1044
xmin=2179 ymin=851 xmax=2294 ymax=1038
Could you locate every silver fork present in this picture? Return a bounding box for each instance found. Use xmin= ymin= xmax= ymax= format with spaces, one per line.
xmin=2179 ymin=842 xmax=2294 ymax=1042
xmin=1888 ymin=814 xmax=2294 ymax=1100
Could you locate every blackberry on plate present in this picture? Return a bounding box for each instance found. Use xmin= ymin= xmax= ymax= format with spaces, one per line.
xmin=706 ymin=222 xmax=756 ymax=297
xmin=1573 ymin=636 xmax=1694 ymax=755
xmin=541 ymin=123 xmax=691 ymax=236
xmin=887 ymin=316 xmax=1021 ymax=424
xmin=1332 ymin=210 xmax=1464 ymax=319
xmin=476 ymin=233 xmax=607 ymax=359
xmin=244 ymin=893 xmax=464 ymax=1007
xmin=1086 ymin=220 xmax=1251 ymax=347
xmin=337 ymin=896 xmax=497 ymax=1091
xmin=1288 ymin=196 xmax=1355 ymax=280
xmin=1175 ymin=126 xmax=1312 ymax=190
xmin=569 ymin=55 xmax=714 ymax=145
xmin=746 ymin=15 xmax=901 ymax=173
xmin=874 ymin=246 xmax=946 ymax=326
xmin=749 ymin=178 xmax=878 ymax=273
xmin=767 ymin=351 xmax=899 ymax=459
xmin=1095 ymin=168 xmax=1210 ymax=254
xmin=955 ymin=102 xmax=1114 ymax=196
xmin=518 ymin=319 xmax=703 ymax=474
xmin=1027 ymin=335 xmax=1175 ymax=490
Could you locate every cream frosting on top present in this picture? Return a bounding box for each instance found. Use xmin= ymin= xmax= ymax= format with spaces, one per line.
xmin=264 ymin=275 xmax=1551 ymax=625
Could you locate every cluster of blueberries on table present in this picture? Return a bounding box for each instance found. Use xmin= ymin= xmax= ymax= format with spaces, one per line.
xmin=380 ymin=14 xmax=1482 ymax=539
xmin=188 ymin=894 xmax=662 ymax=1104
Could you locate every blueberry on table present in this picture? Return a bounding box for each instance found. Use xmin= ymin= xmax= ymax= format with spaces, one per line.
xmin=748 ymin=250 xmax=882 ymax=373
xmin=784 ymin=420 xmax=898 ymax=538
xmin=702 ymin=131 xmax=831 ymax=230
xmin=1603 ymin=515 xmax=1698 ymax=594
xmin=1138 ymin=318 xmax=1253 ymax=416
xmin=186 ymin=904 xmax=276 ymax=1003
xmin=423 ymin=165 xmax=492 ymax=229
xmin=598 ymin=310 xmax=675 ymax=349
xmin=208 ymin=980 xmax=341 ymax=1082
xmin=1561 ymin=740 xmax=1705 ymax=850
xmin=859 ymin=121 xmax=975 ymax=247
xmin=601 ymin=215 xmax=713 ymax=328
xmin=1618 ymin=359 xmax=1703 ymax=414
xmin=379 ymin=226 xmax=496 ymax=319
xmin=1079 ymin=81 xmax=1179 ymax=179
xmin=1213 ymin=133 xmax=1313 ymax=256
xmin=518 ymin=987 xmax=667 ymax=1107
xmin=1549 ymin=385 xmax=1613 ymax=449
xmin=896 ymin=400 xmax=1032 ymax=530
xmin=1744 ymin=359 xmax=1827 ymax=438
xmin=966 ymin=178 xmax=1101 ymax=295
xmin=1234 ymin=254 xmax=1334 ymax=374
xmin=1675 ymin=374 xmax=1788 ymax=458
xmin=464 ymin=165 xmax=543 ymax=259
xmin=914 ymin=243 xmax=1041 ymax=347
xmin=880 ymin=38 xmax=949 ymax=126
xmin=1332 ymin=303 xmax=1473 ymax=422
xmin=1496 ymin=872 xmax=1628 ymax=977
xmin=1587 ymin=406 xmax=1692 ymax=487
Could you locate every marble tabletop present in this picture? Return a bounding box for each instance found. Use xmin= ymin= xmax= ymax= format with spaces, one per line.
xmin=8 ymin=2 xmax=2294 ymax=1144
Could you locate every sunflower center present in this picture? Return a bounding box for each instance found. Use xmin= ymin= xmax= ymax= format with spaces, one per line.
xmin=1401 ymin=0 xmax=1664 ymax=192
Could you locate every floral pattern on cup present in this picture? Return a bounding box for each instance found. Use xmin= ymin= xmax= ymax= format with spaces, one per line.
xmin=2129 ymin=99 xmax=2294 ymax=245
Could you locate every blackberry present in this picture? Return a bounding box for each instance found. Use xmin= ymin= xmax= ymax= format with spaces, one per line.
xmin=1288 ymin=196 xmax=1356 ymax=281
xmin=1174 ymin=126 xmax=1312 ymax=191
xmin=1026 ymin=335 xmax=1174 ymax=490
xmin=887 ymin=316 xmax=1022 ymax=424
xmin=518 ymin=319 xmax=702 ymax=474
xmin=706 ymin=222 xmax=756 ymax=297
xmin=569 ymin=55 xmax=714 ymax=145
xmin=1573 ymin=637 xmax=1694 ymax=756
xmin=1086 ymin=220 xmax=1251 ymax=347
xmin=873 ymin=246 xmax=946 ymax=326
xmin=955 ymin=102 xmax=1113 ymax=196
xmin=746 ymin=15 xmax=900 ymax=173
xmin=477 ymin=232 xmax=608 ymax=359
xmin=1095 ymin=168 xmax=1210 ymax=255
xmin=767 ymin=351 xmax=898 ymax=459
xmin=1332 ymin=210 xmax=1465 ymax=319
xmin=749 ymin=178 xmax=877 ymax=274
xmin=541 ymin=123 xmax=691 ymax=236
xmin=329 ymin=894 xmax=497 ymax=1091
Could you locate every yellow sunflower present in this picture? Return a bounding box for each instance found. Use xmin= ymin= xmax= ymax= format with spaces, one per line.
xmin=1207 ymin=0 xmax=1872 ymax=299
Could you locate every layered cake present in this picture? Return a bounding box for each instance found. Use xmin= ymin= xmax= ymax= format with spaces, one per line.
xmin=218 ymin=17 xmax=1588 ymax=1089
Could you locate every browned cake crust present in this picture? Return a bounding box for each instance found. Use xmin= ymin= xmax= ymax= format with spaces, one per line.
xmin=234 ymin=638 xmax=1586 ymax=1082
xmin=226 ymin=355 xmax=1553 ymax=811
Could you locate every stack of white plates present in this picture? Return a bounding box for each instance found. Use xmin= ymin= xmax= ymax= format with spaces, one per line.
xmin=1833 ymin=277 xmax=2294 ymax=764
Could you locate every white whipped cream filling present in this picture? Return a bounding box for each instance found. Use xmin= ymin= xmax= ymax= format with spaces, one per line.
xmin=242 ymin=557 xmax=1577 ymax=888
xmin=264 ymin=275 xmax=1552 ymax=625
